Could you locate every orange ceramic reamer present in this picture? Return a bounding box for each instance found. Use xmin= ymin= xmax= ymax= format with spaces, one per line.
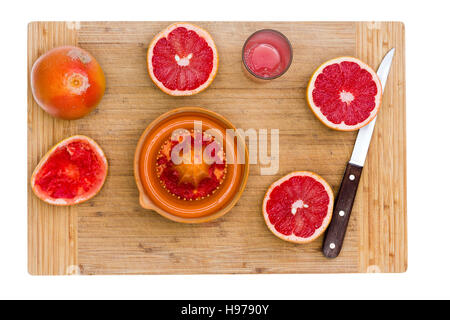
xmin=134 ymin=107 xmax=249 ymax=223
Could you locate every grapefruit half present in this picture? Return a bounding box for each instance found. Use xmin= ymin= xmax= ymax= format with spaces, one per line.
xmin=262 ymin=171 xmax=334 ymax=243
xmin=147 ymin=23 xmax=218 ymax=96
xmin=307 ymin=57 xmax=382 ymax=131
xmin=31 ymin=135 xmax=108 ymax=206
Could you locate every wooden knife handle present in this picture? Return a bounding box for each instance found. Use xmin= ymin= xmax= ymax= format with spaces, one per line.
xmin=323 ymin=162 xmax=363 ymax=258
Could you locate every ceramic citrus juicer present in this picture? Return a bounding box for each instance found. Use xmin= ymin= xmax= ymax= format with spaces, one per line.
xmin=134 ymin=107 xmax=249 ymax=223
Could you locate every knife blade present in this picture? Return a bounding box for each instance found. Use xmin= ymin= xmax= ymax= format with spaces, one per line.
xmin=350 ymin=48 xmax=396 ymax=167
xmin=322 ymin=48 xmax=395 ymax=258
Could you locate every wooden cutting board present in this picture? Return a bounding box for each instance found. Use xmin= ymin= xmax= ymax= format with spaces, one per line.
xmin=27 ymin=21 xmax=406 ymax=275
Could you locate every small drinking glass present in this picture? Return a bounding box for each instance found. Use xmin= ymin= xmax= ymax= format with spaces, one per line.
xmin=242 ymin=29 xmax=293 ymax=81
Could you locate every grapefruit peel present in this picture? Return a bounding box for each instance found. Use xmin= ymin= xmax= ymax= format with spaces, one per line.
xmin=31 ymin=135 xmax=108 ymax=206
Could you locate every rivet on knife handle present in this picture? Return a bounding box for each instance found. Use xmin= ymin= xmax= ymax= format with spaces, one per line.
xmin=322 ymin=162 xmax=363 ymax=258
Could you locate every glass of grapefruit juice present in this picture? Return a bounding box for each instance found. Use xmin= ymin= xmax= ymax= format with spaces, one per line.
xmin=242 ymin=29 xmax=293 ymax=81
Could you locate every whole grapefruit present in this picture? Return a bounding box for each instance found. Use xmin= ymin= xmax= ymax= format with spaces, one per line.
xmin=31 ymin=46 xmax=105 ymax=120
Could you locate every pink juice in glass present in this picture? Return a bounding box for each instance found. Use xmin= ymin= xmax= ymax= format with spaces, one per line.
xmin=242 ymin=29 xmax=293 ymax=80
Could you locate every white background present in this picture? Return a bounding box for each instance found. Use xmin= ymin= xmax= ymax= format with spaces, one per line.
xmin=0 ymin=0 xmax=449 ymax=300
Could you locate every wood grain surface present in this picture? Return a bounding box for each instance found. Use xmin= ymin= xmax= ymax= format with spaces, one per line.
xmin=27 ymin=21 xmax=406 ymax=274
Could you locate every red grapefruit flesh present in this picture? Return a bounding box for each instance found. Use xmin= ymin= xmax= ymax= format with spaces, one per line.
xmin=262 ymin=171 xmax=334 ymax=243
xmin=31 ymin=135 xmax=108 ymax=206
xmin=307 ymin=57 xmax=382 ymax=131
xmin=147 ymin=23 xmax=218 ymax=96
xmin=156 ymin=130 xmax=226 ymax=200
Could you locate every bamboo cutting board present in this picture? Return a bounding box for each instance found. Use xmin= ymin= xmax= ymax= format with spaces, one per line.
xmin=27 ymin=22 xmax=406 ymax=275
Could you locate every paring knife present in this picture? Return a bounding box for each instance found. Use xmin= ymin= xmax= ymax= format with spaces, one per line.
xmin=322 ymin=48 xmax=395 ymax=258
